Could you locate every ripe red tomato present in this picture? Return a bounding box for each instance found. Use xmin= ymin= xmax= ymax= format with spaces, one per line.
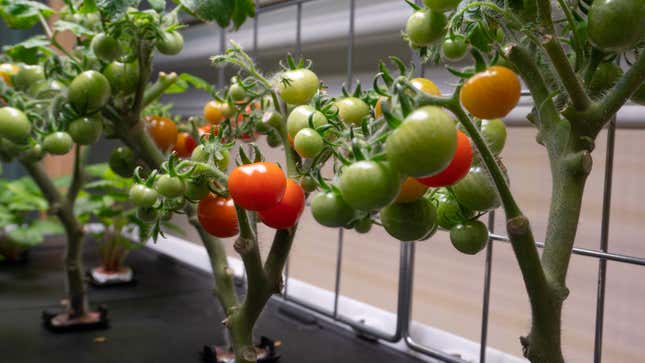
xmin=198 ymin=194 xmax=239 ymax=238
xmin=228 ymin=162 xmax=287 ymax=211
xmin=146 ymin=115 xmax=178 ymax=151
xmin=460 ymin=66 xmax=521 ymax=119
xmin=235 ymin=102 xmax=260 ymax=141
xmin=173 ymin=132 xmax=197 ymax=158
xmin=417 ymin=130 xmax=473 ymax=187
xmin=259 ymin=179 xmax=305 ymax=229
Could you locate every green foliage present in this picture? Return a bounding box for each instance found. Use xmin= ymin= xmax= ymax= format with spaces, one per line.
xmin=0 ymin=0 xmax=53 ymax=29
xmin=2 ymin=36 xmax=54 ymax=65
xmin=177 ymin=0 xmax=255 ymax=29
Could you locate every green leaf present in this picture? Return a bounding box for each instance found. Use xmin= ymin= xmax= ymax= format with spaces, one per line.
xmin=164 ymin=73 xmax=213 ymax=94
xmin=8 ymin=228 xmax=44 ymax=246
xmin=178 ymin=0 xmax=254 ymax=29
xmin=2 ymin=35 xmax=54 ymax=64
xmin=79 ymin=0 xmax=98 ymax=13
xmin=96 ymin=0 xmax=140 ymax=21
xmin=53 ymin=20 xmax=94 ymax=37
xmin=148 ymin=0 xmax=165 ymax=12
xmin=29 ymin=219 xmax=64 ymax=235
xmin=0 ymin=0 xmax=54 ymax=29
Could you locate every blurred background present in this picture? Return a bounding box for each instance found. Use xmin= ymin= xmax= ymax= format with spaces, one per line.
xmin=5 ymin=0 xmax=644 ymax=362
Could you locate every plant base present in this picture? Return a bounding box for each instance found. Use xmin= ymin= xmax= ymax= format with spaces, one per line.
xmin=87 ymin=266 xmax=136 ymax=288
xmin=42 ymin=305 xmax=109 ymax=333
xmin=201 ymin=336 xmax=280 ymax=363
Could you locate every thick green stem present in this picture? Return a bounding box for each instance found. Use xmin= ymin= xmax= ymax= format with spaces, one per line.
xmin=542 ymin=36 xmax=591 ymax=111
xmin=143 ymin=72 xmax=178 ymax=107
xmin=22 ymin=160 xmax=88 ymax=317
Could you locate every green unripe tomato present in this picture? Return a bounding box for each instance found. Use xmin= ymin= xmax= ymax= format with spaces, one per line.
xmin=587 ymin=0 xmax=645 ymax=52
xmin=442 ymin=36 xmax=468 ymax=61
xmin=299 ymin=175 xmax=317 ymax=193
xmin=185 ymin=179 xmax=211 ymax=201
xmin=68 ymin=70 xmax=111 ymax=115
xmin=109 ymin=146 xmax=136 ymax=178
xmin=427 ymin=189 xmax=474 ymax=230
xmin=103 ymin=61 xmax=140 ymax=95
xmin=13 ymin=64 xmax=45 ymax=91
xmin=423 ymin=0 xmax=460 ymax=11
xmin=67 ymin=116 xmax=103 ymax=145
xmin=287 ymin=105 xmax=328 ymax=138
xmin=452 ymin=166 xmax=501 ymax=212
xmin=380 ymin=198 xmax=438 ymax=241
xmin=334 ymin=97 xmax=369 ymax=125
xmin=155 ymin=175 xmax=185 ymax=198
xmin=480 ymin=118 xmax=507 ymax=155
xmin=191 ymin=145 xmax=209 ymax=162
xmin=0 ymin=107 xmax=31 ymax=144
xmin=311 ymin=191 xmax=355 ymax=228
xmin=157 ymin=31 xmax=184 ymax=55
xmin=42 ymin=132 xmax=73 ymax=155
xmin=27 ymin=80 xmax=64 ymax=99
xmin=266 ymin=130 xmax=282 ymax=148
xmin=262 ymin=111 xmax=284 ymax=130
xmin=338 ymin=161 xmax=401 ymax=211
xmin=589 ymin=62 xmax=623 ymax=99
xmin=386 ymin=106 xmax=457 ymax=178
xmin=20 ymin=143 xmax=43 ymax=163
xmin=353 ymin=218 xmax=373 ymax=234
xmin=215 ymin=149 xmax=230 ymax=170
xmin=294 ymin=128 xmax=323 ymax=159
xmin=450 ymin=220 xmax=489 ymax=255
xmin=405 ymin=10 xmax=447 ymax=47
xmin=129 ymin=184 xmax=159 ymax=208
xmin=91 ymin=33 xmax=121 ymax=62
xmin=229 ymin=83 xmax=246 ymax=102
xmin=278 ymin=68 xmax=319 ymax=105
xmin=136 ymin=207 xmax=159 ymax=223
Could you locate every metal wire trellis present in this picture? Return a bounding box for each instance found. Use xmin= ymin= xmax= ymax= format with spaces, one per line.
xmin=212 ymin=1 xmax=645 ymax=362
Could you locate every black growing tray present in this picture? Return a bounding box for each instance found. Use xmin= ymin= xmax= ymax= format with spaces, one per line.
xmin=0 ymin=237 xmax=423 ymax=363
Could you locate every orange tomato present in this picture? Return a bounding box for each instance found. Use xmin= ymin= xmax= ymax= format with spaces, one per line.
xmin=0 ymin=63 xmax=18 ymax=87
xmin=395 ymin=177 xmax=429 ymax=203
xmin=459 ymin=66 xmax=520 ymax=119
xmin=198 ymin=194 xmax=239 ymax=238
xmin=417 ymin=130 xmax=473 ymax=187
xmin=173 ymin=132 xmax=197 ymax=158
xmin=259 ymin=179 xmax=305 ymax=229
xmin=374 ymin=96 xmax=388 ymax=118
xmin=204 ymin=100 xmax=228 ymax=124
xmin=410 ymin=77 xmax=441 ymax=96
xmin=145 ymin=115 xmax=178 ymax=151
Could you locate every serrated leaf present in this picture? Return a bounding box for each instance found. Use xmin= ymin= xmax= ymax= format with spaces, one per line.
xmin=179 ymin=0 xmax=254 ymax=29
xmin=96 ymin=0 xmax=140 ymax=21
xmin=148 ymin=0 xmax=165 ymax=12
xmin=53 ymin=20 xmax=93 ymax=37
xmin=2 ymin=35 xmax=54 ymax=64
xmin=79 ymin=0 xmax=98 ymax=13
xmin=164 ymin=73 xmax=212 ymax=94
xmin=0 ymin=0 xmax=54 ymax=29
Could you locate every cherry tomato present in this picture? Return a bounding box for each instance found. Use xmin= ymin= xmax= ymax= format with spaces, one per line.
xmin=68 ymin=70 xmax=111 ymax=115
xmin=191 ymin=145 xmax=229 ymax=170
xmin=294 ymin=128 xmax=323 ymax=158
xmin=417 ymin=130 xmax=472 ymax=187
xmin=338 ymin=160 xmax=401 ymax=211
xmin=423 ymin=0 xmax=460 ymax=11
xmin=91 ymin=33 xmax=121 ymax=61
xmin=129 ymin=184 xmax=159 ymax=208
xmin=427 ymin=188 xmax=475 ymax=230
xmin=395 ymin=177 xmax=429 ymax=203
xmin=228 ymin=162 xmax=287 ymax=211
xmin=386 ymin=106 xmax=457 ymax=178
xmin=21 ymin=143 xmax=43 ymax=163
xmin=335 ymin=97 xmax=369 ymax=125
xmin=185 ymin=179 xmax=211 ymax=201
xmin=266 ymin=130 xmax=282 ymax=148
xmin=287 ymin=105 xmax=328 ymax=138
xmin=103 ymin=61 xmax=139 ymax=95
xmin=229 ymin=83 xmax=247 ymax=103
xmin=278 ymin=68 xmax=319 ymax=105
xmin=198 ymin=194 xmax=239 ymax=238
xmin=0 ymin=107 xmax=31 ymax=144
xmin=157 ymin=31 xmax=184 ymax=55
xmin=460 ymin=66 xmax=521 ymax=119
xmin=450 ymin=220 xmax=489 ymax=255
xmin=146 ymin=115 xmax=178 ymax=151
xmin=480 ymin=118 xmax=507 ymax=155
xmin=310 ymin=191 xmax=355 ymax=228
xmin=204 ymin=100 xmax=228 ymax=124
xmin=405 ymin=10 xmax=447 ymax=47
xmin=173 ymin=132 xmax=197 ymax=158
xmin=380 ymin=198 xmax=437 ymax=241
xmin=442 ymin=36 xmax=468 ymax=61
xmin=43 ymin=132 xmax=73 ymax=155
xmin=13 ymin=65 xmax=45 ymax=91
xmin=299 ymin=175 xmax=317 ymax=193
xmin=155 ymin=175 xmax=185 ymax=198
xmin=259 ymin=179 xmax=305 ymax=229
xmin=588 ymin=0 xmax=645 ymax=52
xmin=67 ymin=115 xmax=103 ymax=145
xmin=410 ymin=77 xmax=441 ymax=96
xmin=0 ymin=63 xmax=19 ymax=86
xmin=109 ymin=146 xmax=136 ymax=178
xmin=451 ymin=166 xmax=501 ymax=212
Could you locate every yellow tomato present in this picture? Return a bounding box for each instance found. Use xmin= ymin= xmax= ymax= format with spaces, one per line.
xmin=410 ymin=77 xmax=441 ymax=96
xmin=0 ymin=63 xmax=19 ymax=87
xmin=203 ymin=100 xmax=226 ymax=124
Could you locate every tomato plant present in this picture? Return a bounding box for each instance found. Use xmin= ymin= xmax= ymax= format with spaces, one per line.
xmin=228 ymin=162 xmax=287 ymax=211
xmin=198 ymin=194 xmax=239 ymax=238
xmin=259 ymin=179 xmax=305 ymax=229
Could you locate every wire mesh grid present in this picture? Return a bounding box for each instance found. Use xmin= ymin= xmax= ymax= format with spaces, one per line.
xmin=214 ymin=1 xmax=645 ymax=362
